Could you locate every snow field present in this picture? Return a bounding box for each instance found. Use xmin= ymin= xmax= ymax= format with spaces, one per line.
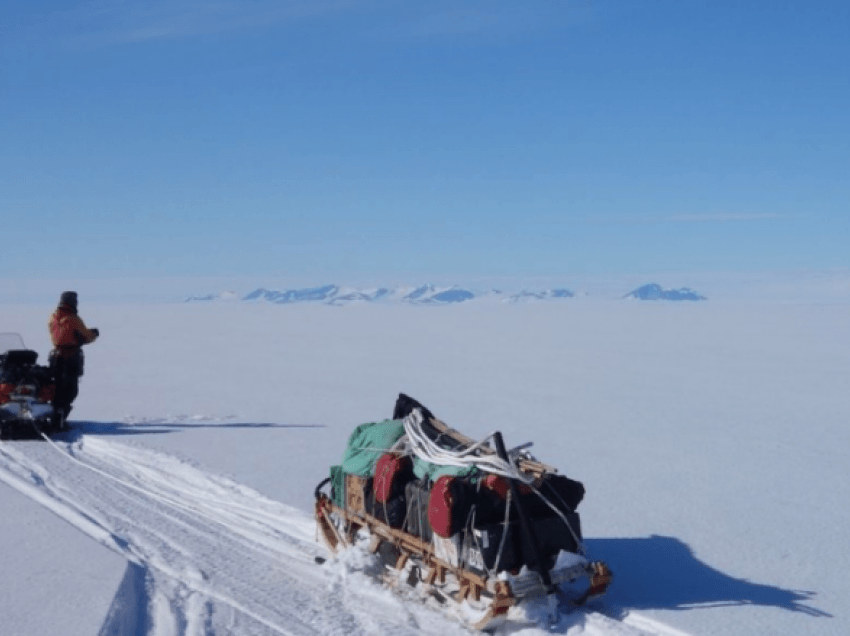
xmin=1 ymin=300 xmax=847 ymax=635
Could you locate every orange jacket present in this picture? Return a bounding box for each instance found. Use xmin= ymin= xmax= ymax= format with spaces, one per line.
xmin=49 ymin=305 xmax=98 ymax=356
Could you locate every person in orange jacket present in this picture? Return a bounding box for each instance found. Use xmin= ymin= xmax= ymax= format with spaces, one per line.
xmin=48 ymin=291 xmax=99 ymax=421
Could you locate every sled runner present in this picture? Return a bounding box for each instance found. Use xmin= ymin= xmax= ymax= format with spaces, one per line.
xmin=0 ymin=333 xmax=65 ymax=439
xmin=315 ymin=394 xmax=612 ymax=630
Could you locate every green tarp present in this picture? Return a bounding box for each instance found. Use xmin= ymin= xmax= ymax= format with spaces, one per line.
xmin=330 ymin=418 xmax=480 ymax=507
xmin=341 ymin=419 xmax=407 ymax=474
xmin=412 ymin=456 xmax=478 ymax=481
xmin=330 ymin=419 xmax=406 ymax=506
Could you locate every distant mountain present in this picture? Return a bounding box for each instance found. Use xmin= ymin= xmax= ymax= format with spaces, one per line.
xmin=624 ymin=284 xmax=706 ymax=301
xmin=185 ymin=291 xmax=238 ymax=302
xmin=232 ymin=284 xmax=483 ymax=305
xmin=187 ymin=284 xmax=583 ymax=305
xmin=328 ymin=288 xmax=391 ymax=305
xmin=403 ymin=285 xmax=437 ymax=301
xmin=429 ymin=289 xmax=475 ymax=303
xmin=243 ymin=285 xmax=340 ymax=303
xmin=508 ymin=289 xmax=575 ymax=303
xmin=403 ymin=286 xmax=475 ymax=304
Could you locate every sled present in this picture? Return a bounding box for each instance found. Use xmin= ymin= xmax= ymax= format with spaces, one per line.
xmin=314 ymin=394 xmax=612 ymax=631
xmin=0 ymin=333 xmax=65 ymax=440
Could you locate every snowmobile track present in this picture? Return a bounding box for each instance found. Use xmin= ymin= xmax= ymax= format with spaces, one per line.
xmin=0 ymin=434 xmax=687 ymax=636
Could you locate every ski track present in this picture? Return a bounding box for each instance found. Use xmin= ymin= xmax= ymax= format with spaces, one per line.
xmin=0 ymin=435 xmax=684 ymax=636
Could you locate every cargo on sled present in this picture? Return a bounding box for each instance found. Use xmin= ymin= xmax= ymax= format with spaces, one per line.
xmin=314 ymin=394 xmax=612 ymax=630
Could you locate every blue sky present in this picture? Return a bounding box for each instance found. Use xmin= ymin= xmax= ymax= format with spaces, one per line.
xmin=2 ymin=0 xmax=848 ymax=289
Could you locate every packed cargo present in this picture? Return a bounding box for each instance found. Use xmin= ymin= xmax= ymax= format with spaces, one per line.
xmin=315 ymin=394 xmax=612 ymax=630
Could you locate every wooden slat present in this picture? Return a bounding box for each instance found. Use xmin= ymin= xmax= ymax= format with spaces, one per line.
xmin=315 ymin=493 xmax=519 ymax=631
xmin=319 ymin=495 xmax=495 ymax=592
xmin=426 ymin=416 xmax=556 ymax=477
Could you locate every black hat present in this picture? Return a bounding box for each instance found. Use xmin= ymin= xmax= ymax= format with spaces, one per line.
xmin=59 ymin=291 xmax=78 ymax=309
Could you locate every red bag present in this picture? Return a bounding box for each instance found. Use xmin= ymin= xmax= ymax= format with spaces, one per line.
xmin=480 ymin=473 xmax=532 ymax=499
xmin=373 ymin=454 xmax=412 ymax=504
xmin=480 ymin=474 xmax=509 ymax=499
xmin=428 ymin=475 xmax=470 ymax=538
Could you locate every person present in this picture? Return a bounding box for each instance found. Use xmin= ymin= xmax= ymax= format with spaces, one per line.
xmin=48 ymin=291 xmax=99 ymax=422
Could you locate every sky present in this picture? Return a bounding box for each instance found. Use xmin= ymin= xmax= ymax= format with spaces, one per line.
xmin=1 ymin=0 xmax=849 ymax=290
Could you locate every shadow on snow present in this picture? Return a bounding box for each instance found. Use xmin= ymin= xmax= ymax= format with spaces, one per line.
xmin=587 ymin=535 xmax=830 ymax=618
xmin=68 ymin=420 xmax=326 ymax=437
xmin=97 ymin=563 xmax=149 ymax=636
xmin=66 ymin=432 xmax=827 ymax=627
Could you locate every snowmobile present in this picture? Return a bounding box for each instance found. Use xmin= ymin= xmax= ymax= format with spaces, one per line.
xmin=0 ymin=333 xmax=66 ymax=439
xmin=314 ymin=394 xmax=612 ymax=630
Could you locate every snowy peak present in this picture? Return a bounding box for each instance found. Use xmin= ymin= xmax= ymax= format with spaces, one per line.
xmin=185 ymin=284 xmax=585 ymax=305
xmin=186 ymin=282 xmax=710 ymax=304
xmin=243 ymin=285 xmax=340 ymax=304
xmin=403 ymin=284 xmax=438 ymax=301
xmin=402 ymin=285 xmax=475 ymax=304
xmin=328 ymin=288 xmax=391 ymax=305
xmin=507 ymin=289 xmax=575 ymax=303
xmin=234 ymin=284 xmax=483 ymax=305
xmin=185 ymin=291 xmax=238 ymax=302
xmin=624 ymin=283 xmax=706 ymax=301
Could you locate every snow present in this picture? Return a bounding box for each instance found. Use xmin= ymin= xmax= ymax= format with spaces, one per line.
xmin=1 ymin=299 xmax=847 ymax=635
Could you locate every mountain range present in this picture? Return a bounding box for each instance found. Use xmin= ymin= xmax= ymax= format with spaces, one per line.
xmin=186 ymin=283 xmax=706 ymax=304
xmin=622 ymin=284 xmax=707 ymax=301
xmin=233 ymin=285 xmax=496 ymax=305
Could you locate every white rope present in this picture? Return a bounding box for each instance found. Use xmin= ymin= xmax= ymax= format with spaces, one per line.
xmin=403 ymin=409 xmax=587 ymax=559
xmin=490 ymin=487 xmax=512 ymax=574
xmin=402 ymin=409 xmax=534 ymax=484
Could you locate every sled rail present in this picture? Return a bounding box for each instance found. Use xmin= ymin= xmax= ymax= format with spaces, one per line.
xmin=315 ymin=491 xmax=516 ymax=629
xmin=315 ymin=489 xmax=612 ymax=630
